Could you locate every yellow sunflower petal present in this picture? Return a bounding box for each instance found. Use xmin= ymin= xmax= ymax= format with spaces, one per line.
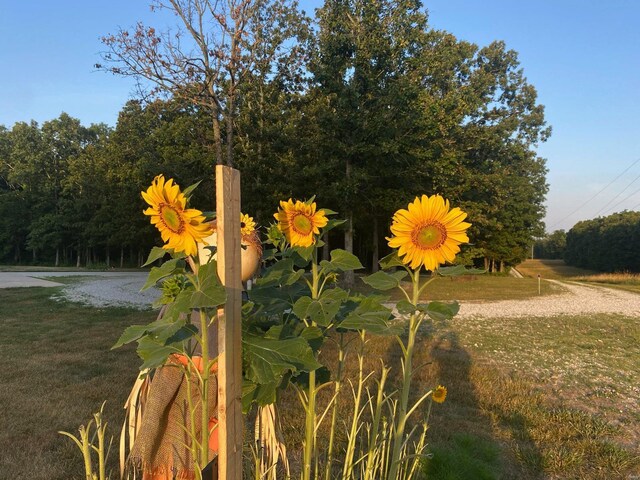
xmin=387 ymin=194 xmax=471 ymax=271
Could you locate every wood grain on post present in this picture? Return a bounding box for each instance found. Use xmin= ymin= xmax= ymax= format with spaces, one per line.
xmin=215 ymin=165 xmax=243 ymax=480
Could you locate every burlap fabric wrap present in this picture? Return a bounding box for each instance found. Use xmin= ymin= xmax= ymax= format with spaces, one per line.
xmin=128 ymin=357 xmax=218 ymax=480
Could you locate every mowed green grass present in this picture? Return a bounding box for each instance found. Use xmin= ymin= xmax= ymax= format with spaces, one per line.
xmin=1 ymin=284 xmax=639 ymax=479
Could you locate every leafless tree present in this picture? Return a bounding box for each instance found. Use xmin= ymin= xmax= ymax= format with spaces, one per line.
xmin=98 ymin=0 xmax=309 ymax=167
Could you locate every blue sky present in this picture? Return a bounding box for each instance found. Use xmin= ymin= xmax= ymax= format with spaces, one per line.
xmin=1 ymin=1 xmax=639 ymax=232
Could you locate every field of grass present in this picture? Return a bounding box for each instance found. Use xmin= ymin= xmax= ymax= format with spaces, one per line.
xmin=518 ymin=259 xmax=640 ymax=293
xmin=352 ymin=272 xmax=562 ymax=302
xmin=2 ymin=284 xmax=638 ymax=479
xmin=0 ymin=287 xmax=154 ymax=479
xmin=516 ymin=259 xmax=597 ymax=279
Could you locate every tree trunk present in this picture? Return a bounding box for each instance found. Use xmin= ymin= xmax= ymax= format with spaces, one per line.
xmin=55 ymin=248 xmax=59 ymax=267
xmin=372 ymin=217 xmax=379 ymax=273
xmin=106 ymin=248 xmax=110 ymax=268
xmin=322 ymin=232 xmax=329 ymax=262
xmin=32 ymin=249 xmax=36 ymax=263
xmin=344 ymin=156 xmax=354 ymax=287
xmin=86 ymin=247 xmax=91 ymax=267
xmin=499 ymin=260 xmax=504 ymax=273
xmin=76 ymin=250 xmax=81 ymax=268
xmin=344 ymin=210 xmax=354 ymax=287
xmin=484 ymin=257 xmax=489 ymax=270
xmin=490 ymin=258 xmax=495 ymax=273
xmin=120 ymin=247 xmax=124 ymax=268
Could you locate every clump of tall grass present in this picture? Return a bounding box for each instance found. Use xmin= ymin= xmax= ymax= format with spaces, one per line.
xmin=573 ymin=272 xmax=640 ymax=285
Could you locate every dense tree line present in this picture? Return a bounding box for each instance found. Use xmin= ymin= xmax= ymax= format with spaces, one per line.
xmin=565 ymin=212 xmax=640 ymax=272
xmin=0 ymin=0 xmax=549 ymax=269
xmin=534 ymin=230 xmax=566 ymax=259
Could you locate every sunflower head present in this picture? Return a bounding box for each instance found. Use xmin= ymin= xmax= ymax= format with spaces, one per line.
xmin=274 ymin=199 xmax=328 ymax=247
xmin=241 ymin=213 xmax=257 ymax=237
xmin=387 ymin=194 xmax=471 ymax=271
xmin=142 ymin=174 xmax=212 ymax=257
xmin=432 ymin=385 xmax=447 ymax=404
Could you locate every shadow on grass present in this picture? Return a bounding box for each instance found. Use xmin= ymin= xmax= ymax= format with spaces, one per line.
xmin=422 ymin=331 xmax=544 ymax=480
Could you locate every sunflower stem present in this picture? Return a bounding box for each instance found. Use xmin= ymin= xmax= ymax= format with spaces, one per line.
xmin=199 ymin=308 xmax=210 ymax=467
xmin=324 ymin=333 xmax=345 ymax=480
xmin=388 ymin=268 xmax=422 ymax=480
xmin=302 ymin=250 xmax=321 ymax=480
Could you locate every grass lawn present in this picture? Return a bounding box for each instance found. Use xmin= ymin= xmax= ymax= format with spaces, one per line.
xmin=518 ymin=259 xmax=640 ymax=293
xmin=0 ymin=287 xmax=155 ymax=479
xmin=516 ymin=259 xmax=597 ymax=279
xmin=1 ymin=286 xmax=638 ymax=479
xmin=351 ymin=273 xmax=562 ymax=302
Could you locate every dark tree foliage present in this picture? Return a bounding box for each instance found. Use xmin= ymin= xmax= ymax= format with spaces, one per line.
xmin=565 ymin=212 xmax=640 ymax=272
xmin=534 ymin=230 xmax=566 ymax=259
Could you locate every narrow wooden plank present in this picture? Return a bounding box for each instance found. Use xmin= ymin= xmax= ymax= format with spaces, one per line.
xmin=215 ymin=165 xmax=243 ymax=480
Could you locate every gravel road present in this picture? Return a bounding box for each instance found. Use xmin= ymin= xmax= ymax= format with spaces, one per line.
xmin=457 ymin=279 xmax=640 ymax=319
xmin=0 ymin=271 xmax=158 ymax=309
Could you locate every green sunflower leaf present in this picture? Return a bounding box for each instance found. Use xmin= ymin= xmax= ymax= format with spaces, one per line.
xmin=338 ymin=297 xmax=401 ymax=335
xmin=190 ymin=261 xmax=227 ymax=308
xmin=395 ymin=300 xmax=416 ymax=315
xmin=182 ymin=179 xmax=202 ymax=200
xmin=379 ymin=251 xmax=405 ymax=270
xmin=142 ymin=246 xmax=169 ymax=267
xmin=243 ymin=333 xmax=321 ymax=385
xmin=437 ymin=265 xmax=486 ymax=277
xmin=417 ymin=301 xmax=460 ymax=321
xmin=322 ymin=249 xmax=363 ymax=272
xmin=320 ymin=208 xmax=338 ymax=216
xmin=292 ymin=288 xmax=348 ymax=327
xmin=361 ymin=270 xmax=407 ymax=290
xmin=141 ymin=258 xmax=185 ymax=291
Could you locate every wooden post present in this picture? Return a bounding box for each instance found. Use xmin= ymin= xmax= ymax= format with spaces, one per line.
xmin=215 ymin=165 xmax=243 ymax=479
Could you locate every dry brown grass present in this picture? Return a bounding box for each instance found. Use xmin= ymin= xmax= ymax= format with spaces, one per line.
xmin=516 ymin=259 xmax=597 ymax=279
xmin=571 ymin=272 xmax=640 ymax=294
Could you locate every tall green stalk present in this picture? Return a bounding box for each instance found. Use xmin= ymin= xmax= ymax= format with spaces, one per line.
xmin=199 ymin=308 xmax=210 ymax=467
xmin=387 ymin=268 xmax=422 ymax=480
xmin=303 ymin=253 xmax=320 ymax=480
xmin=324 ymin=333 xmax=345 ymax=480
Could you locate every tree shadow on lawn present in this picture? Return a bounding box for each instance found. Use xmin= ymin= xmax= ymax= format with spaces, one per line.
xmin=384 ymin=328 xmax=546 ymax=480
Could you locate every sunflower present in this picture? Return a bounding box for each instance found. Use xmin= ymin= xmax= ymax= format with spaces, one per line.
xmin=387 ymin=194 xmax=470 ymax=271
xmin=432 ymin=385 xmax=447 ymax=404
xmin=142 ymin=175 xmax=212 ymax=256
xmin=274 ymin=199 xmax=328 ymax=247
xmin=240 ymin=213 xmax=257 ymax=236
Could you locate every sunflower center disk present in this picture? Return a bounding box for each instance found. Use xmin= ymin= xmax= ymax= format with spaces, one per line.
xmin=160 ymin=204 xmax=185 ymax=233
xmin=413 ymin=223 xmax=447 ymax=250
xmin=292 ymin=214 xmax=313 ymax=235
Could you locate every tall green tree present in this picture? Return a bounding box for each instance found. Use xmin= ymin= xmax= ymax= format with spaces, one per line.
xmin=308 ymin=0 xmax=430 ymax=282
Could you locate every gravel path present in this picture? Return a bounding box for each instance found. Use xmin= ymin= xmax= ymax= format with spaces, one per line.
xmin=458 ymin=279 xmax=640 ymax=319
xmin=0 ymin=271 xmax=158 ymax=309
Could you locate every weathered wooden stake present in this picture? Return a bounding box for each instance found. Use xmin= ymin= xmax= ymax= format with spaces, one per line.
xmin=215 ymin=165 xmax=243 ymax=480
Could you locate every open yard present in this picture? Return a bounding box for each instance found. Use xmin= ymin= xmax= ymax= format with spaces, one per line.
xmin=0 ymin=270 xmax=639 ymax=479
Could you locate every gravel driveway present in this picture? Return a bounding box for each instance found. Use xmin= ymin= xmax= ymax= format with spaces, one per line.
xmin=0 ymin=271 xmax=158 ymax=309
xmin=458 ymin=279 xmax=640 ymax=319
